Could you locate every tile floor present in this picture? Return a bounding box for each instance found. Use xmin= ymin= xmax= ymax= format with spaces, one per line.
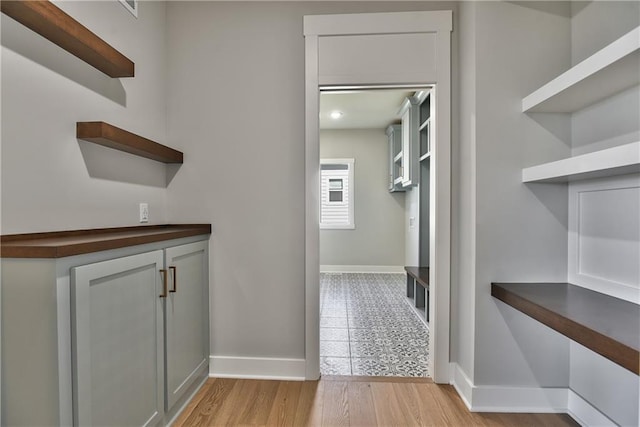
xmin=320 ymin=272 xmax=430 ymax=377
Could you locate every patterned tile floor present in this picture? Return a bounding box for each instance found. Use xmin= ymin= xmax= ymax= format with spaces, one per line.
xmin=320 ymin=272 xmax=430 ymax=377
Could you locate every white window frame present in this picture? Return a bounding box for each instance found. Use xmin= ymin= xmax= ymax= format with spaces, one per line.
xmin=320 ymin=158 xmax=355 ymax=230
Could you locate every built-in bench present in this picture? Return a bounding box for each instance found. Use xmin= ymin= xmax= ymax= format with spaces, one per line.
xmin=405 ymin=266 xmax=430 ymax=323
xmin=491 ymin=282 xmax=639 ymax=375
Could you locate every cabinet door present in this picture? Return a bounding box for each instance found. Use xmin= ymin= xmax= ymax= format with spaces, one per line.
xmin=164 ymin=241 xmax=208 ymax=410
xmin=388 ymin=130 xmax=395 ymax=190
xmin=72 ymin=251 xmax=165 ymax=427
xmin=401 ymin=99 xmax=420 ymax=187
xmin=401 ymin=108 xmax=410 ymax=184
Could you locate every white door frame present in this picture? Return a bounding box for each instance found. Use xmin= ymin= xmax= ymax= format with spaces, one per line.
xmin=304 ymin=11 xmax=452 ymax=383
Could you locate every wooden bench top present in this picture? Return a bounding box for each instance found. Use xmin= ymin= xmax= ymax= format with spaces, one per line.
xmin=405 ymin=266 xmax=429 ymax=289
xmin=492 ymin=282 xmax=639 ymax=375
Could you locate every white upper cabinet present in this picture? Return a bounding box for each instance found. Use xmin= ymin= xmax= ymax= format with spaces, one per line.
xmin=387 ymin=124 xmax=405 ymax=192
xmin=399 ymin=96 xmax=420 ymax=187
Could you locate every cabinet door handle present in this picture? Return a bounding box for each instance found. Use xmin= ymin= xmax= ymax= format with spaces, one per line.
xmin=169 ymin=266 xmax=177 ymax=293
xmin=159 ymin=269 xmax=168 ymax=298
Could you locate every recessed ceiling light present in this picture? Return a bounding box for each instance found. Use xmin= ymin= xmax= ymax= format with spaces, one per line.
xmin=330 ymin=110 xmax=343 ymax=119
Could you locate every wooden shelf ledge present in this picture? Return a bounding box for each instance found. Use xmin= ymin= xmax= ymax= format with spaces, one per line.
xmin=1 ymin=224 xmax=211 ymax=258
xmin=522 ymin=141 xmax=640 ymax=183
xmin=1 ymin=1 xmax=134 ymax=78
xmin=522 ymin=26 xmax=640 ymax=113
xmin=492 ymin=282 xmax=639 ymax=375
xmin=77 ymin=122 xmax=183 ymax=164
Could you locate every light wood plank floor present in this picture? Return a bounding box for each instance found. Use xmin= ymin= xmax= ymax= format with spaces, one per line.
xmin=174 ymin=376 xmax=579 ymax=426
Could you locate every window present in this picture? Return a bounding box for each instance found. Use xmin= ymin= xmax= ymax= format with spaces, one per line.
xmin=320 ymin=159 xmax=354 ymax=229
xmin=329 ymin=179 xmax=343 ymax=202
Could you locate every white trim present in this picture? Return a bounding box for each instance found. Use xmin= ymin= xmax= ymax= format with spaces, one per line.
xmin=568 ymin=174 xmax=640 ymax=304
xmin=304 ymin=10 xmax=453 ymax=384
xmin=450 ymin=363 xmax=474 ymax=410
xmin=450 ymin=364 xmax=569 ymax=414
xmin=209 ymin=356 xmax=306 ymax=381
xmin=450 ymin=364 xmax=614 ymax=425
xmin=304 ymin=11 xmax=453 ymax=36
xmin=118 ymin=0 xmax=138 ymax=18
xmin=567 ymin=390 xmax=617 ymax=427
xmin=430 ymin=27 xmax=452 ymax=385
xmin=320 ymin=265 xmax=405 ymax=274
xmin=471 ymin=386 xmax=568 ymax=413
xmin=304 ymin=33 xmax=321 ymax=381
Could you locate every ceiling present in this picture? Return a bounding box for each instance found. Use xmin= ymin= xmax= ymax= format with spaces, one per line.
xmin=320 ymin=88 xmax=423 ymax=130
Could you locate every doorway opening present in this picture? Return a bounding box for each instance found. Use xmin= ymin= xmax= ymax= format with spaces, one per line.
xmin=318 ymin=87 xmax=433 ymax=377
xmin=304 ymin=10 xmax=452 ymax=383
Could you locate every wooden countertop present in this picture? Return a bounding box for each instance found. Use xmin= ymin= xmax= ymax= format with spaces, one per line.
xmin=492 ymin=282 xmax=639 ymax=375
xmin=1 ymin=224 xmax=211 ymax=258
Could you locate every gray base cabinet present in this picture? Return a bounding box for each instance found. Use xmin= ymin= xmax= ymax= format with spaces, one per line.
xmin=1 ymin=235 xmax=209 ymax=427
xmin=164 ymin=241 xmax=209 ymax=411
xmin=72 ymin=250 xmax=165 ymax=427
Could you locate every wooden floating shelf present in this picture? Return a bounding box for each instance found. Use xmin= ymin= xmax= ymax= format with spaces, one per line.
xmin=522 ymin=26 xmax=640 ymax=113
xmin=1 ymin=0 xmax=134 ymax=78
xmin=492 ymin=282 xmax=639 ymax=375
xmin=522 ymin=141 xmax=640 ymax=183
xmin=77 ymin=122 xmax=183 ymax=164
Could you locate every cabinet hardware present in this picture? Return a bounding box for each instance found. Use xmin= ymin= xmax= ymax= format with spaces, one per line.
xmin=159 ymin=269 xmax=168 ymax=298
xmin=170 ymin=266 xmax=177 ymax=293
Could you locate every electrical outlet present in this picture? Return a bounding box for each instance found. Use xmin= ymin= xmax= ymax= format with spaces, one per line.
xmin=139 ymin=203 xmax=149 ymax=223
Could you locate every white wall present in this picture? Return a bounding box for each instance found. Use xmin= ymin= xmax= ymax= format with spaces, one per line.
xmin=404 ymin=186 xmax=420 ymax=266
xmin=1 ymin=1 xmax=169 ymax=233
xmin=455 ymin=2 xmax=640 ymax=422
xmin=567 ymin=4 xmax=640 ymax=424
xmin=319 ymin=129 xmax=405 ymax=269
xmin=456 ymin=1 xmax=572 ymax=389
xmin=570 ymin=342 xmax=640 ymax=427
xmin=453 ymin=0 xmax=477 ymax=380
xmin=165 ymin=1 xmax=457 ymax=371
xmin=570 ymin=0 xmax=640 ymax=66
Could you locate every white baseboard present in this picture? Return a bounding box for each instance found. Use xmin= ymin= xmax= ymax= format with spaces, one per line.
xmin=450 ymin=363 xmax=566 ymax=413
xmin=449 ymin=363 xmax=614 ymax=425
xmin=320 ymin=265 xmax=405 ymax=273
xmin=450 ymin=363 xmax=473 ymax=409
xmin=209 ymin=356 xmax=306 ymax=381
xmin=471 ymin=385 xmax=568 ymax=413
xmin=567 ymin=390 xmax=616 ymax=427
